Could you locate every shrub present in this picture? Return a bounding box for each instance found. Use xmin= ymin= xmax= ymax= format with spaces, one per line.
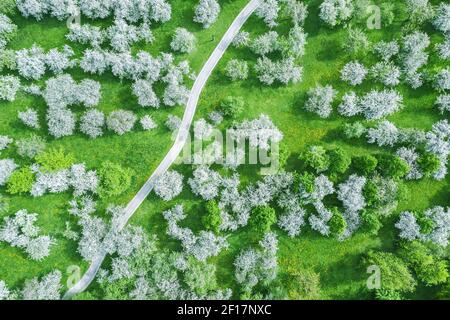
xmin=6 ymin=167 xmax=34 ymax=194
xmin=327 ymin=147 xmax=351 ymax=174
xmin=329 ymin=207 xmax=346 ymax=236
xmin=376 ymin=154 xmax=410 ymax=179
xmin=364 ymin=251 xmax=416 ymax=293
xmin=220 ymin=96 xmax=244 ymax=118
xmin=249 ymin=206 xmax=277 ymax=234
xmin=98 ymin=161 xmax=133 ymax=198
xmin=299 ymin=145 xmax=330 ymax=173
xmin=202 ymin=200 xmax=222 ymax=234
xmin=35 ymin=148 xmax=74 ymax=172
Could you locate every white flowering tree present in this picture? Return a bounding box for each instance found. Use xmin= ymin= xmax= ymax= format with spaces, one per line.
xmin=359 ymin=89 xmax=403 ymax=120
xmin=0 ymin=75 xmax=20 ymax=101
xmin=319 ymin=0 xmax=354 ymax=27
xmin=140 ymin=115 xmax=157 ymax=131
xmin=21 ymin=270 xmax=62 ymax=300
xmin=366 ymin=121 xmax=399 ymax=147
xmin=433 ymin=3 xmax=450 ymax=33
xmin=255 ymin=0 xmax=279 ymax=28
xmin=225 ymin=59 xmax=249 ymax=81
xmin=340 ymin=61 xmax=367 ymax=86
xmin=18 ymin=108 xmax=40 ymax=129
xmin=154 ymin=170 xmax=183 ymax=201
xmin=188 ymin=166 xmax=222 ymax=200
xmin=0 ymin=159 xmax=17 ymax=186
xmin=194 ymin=0 xmax=220 ymax=29
xmin=132 ymin=80 xmax=160 ymax=108
xmin=304 ymin=85 xmax=337 ymax=118
xmin=80 ymin=109 xmax=105 ymax=139
xmin=0 ymin=209 xmax=54 ymax=261
xmin=106 ymin=109 xmax=137 ymax=135
xmin=170 ymin=28 xmax=196 ymax=54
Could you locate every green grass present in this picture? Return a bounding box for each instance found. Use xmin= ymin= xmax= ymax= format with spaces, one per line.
xmin=1 ymin=0 xmax=448 ymax=299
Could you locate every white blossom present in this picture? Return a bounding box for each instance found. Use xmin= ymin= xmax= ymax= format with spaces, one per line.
xmin=154 ymin=170 xmax=183 ymax=201
xmin=340 ymin=61 xmax=367 ymax=86
xmin=194 ymin=0 xmax=220 ymax=29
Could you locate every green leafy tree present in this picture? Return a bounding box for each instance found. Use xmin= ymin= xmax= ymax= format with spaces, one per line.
xmin=35 ymin=148 xmax=74 ymax=172
xmin=184 ymin=258 xmax=218 ymax=296
xmin=399 ymin=241 xmax=449 ymax=286
xmin=329 ymin=207 xmax=347 ymax=236
xmin=295 ymin=171 xmax=315 ymax=194
xmin=287 ymin=269 xmax=321 ymax=300
xmin=0 ymin=0 xmax=16 ymax=14
xmin=299 ymin=145 xmax=330 ymax=173
xmin=249 ymin=206 xmax=277 ymax=234
xmin=6 ymin=167 xmax=34 ymax=194
xmin=327 ymin=147 xmax=351 ymax=174
xmin=364 ymin=251 xmax=416 ymax=293
xmin=202 ymin=200 xmax=222 ymax=234
xmin=360 ymin=210 xmax=382 ymax=236
xmin=417 ymin=153 xmax=440 ymax=178
xmin=363 ymin=180 xmax=378 ymax=207
xmin=219 ymin=96 xmax=244 ymax=118
xmin=376 ymin=154 xmax=409 ymax=179
xmin=375 ymin=288 xmax=403 ymax=300
xmin=98 ymin=161 xmax=134 ymax=198
xmin=352 ymin=155 xmax=378 ymax=175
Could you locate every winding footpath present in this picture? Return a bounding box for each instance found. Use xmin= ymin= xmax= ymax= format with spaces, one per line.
xmin=63 ymin=0 xmax=261 ymax=300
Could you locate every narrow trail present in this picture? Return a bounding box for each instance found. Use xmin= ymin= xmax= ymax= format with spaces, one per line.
xmin=63 ymin=0 xmax=261 ymax=299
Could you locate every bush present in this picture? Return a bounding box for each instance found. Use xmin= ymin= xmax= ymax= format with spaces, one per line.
xmin=299 ymin=145 xmax=330 ymax=173
xmin=417 ymin=153 xmax=440 ymax=177
xmin=220 ymin=96 xmax=244 ymax=118
xmin=98 ymin=161 xmax=133 ymax=198
xmin=364 ymin=251 xmax=416 ymax=293
xmin=376 ymin=154 xmax=410 ymax=179
xmin=399 ymin=241 xmax=449 ymax=286
xmin=202 ymin=200 xmax=222 ymax=234
xmin=327 ymin=147 xmax=351 ymax=174
xmin=0 ymin=0 xmax=16 ymax=15
xmin=329 ymin=207 xmax=346 ymax=236
xmin=352 ymin=155 xmax=378 ymax=175
xmin=6 ymin=167 xmax=34 ymax=194
xmin=249 ymin=206 xmax=277 ymax=234
xmin=35 ymin=148 xmax=74 ymax=172
xmin=360 ymin=210 xmax=382 ymax=236
xmin=286 ymin=269 xmax=321 ymax=300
